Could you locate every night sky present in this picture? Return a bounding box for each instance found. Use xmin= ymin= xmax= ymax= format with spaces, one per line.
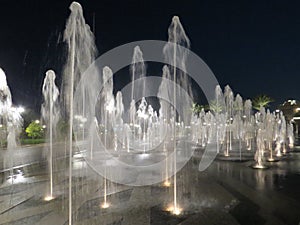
xmin=1 ymin=0 xmax=300 ymax=112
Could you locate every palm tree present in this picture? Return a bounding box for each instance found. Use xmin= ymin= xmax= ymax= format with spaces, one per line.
xmin=252 ymin=94 xmax=274 ymax=110
xmin=192 ymin=103 xmax=207 ymax=115
xmin=208 ymin=99 xmax=224 ymax=114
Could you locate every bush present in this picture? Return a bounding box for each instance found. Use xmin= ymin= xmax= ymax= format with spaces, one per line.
xmin=25 ymin=121 xmax=44 ymax=139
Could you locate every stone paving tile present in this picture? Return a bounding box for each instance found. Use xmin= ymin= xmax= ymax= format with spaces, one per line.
xmin=1 ymin=211 xmax=51 ymax=225
xmin=209 ymin=161 xmax=300 ymax=225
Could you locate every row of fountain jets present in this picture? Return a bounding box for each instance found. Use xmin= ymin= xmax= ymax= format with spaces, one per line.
xmin=0 ymin=1 xmax=294 ymax=221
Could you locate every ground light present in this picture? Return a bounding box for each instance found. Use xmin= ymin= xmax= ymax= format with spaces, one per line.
xmin=101 ymin=202 xmax=110 ymax=209
xmin=166 ymin=205 xmax=182 ymax=215
xmin=44 ymin=195 xmax=55 ymax=201
xmin=251 ymin=163 xmax=269 ymax=169
xmin=163 ymin=180 xmax=171 ymax=187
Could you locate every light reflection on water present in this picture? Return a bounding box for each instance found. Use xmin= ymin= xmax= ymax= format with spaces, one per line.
xmin=211 ymin=151 xmax=300 ymax=196
xmin=6 ymin=169 xmax=26 ymax=185
xmin=1 ymin=167 xmax=40 ymax=186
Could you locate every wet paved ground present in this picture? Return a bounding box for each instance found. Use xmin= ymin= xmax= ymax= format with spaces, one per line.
xmin=0 ymin=143 xmax=68 ymax=172
xmin=0 ymin=141 xmax=300 ymax=225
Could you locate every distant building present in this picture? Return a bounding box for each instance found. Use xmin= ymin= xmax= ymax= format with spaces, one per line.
xmin=279 ymin=99 xmax=300 ymax=134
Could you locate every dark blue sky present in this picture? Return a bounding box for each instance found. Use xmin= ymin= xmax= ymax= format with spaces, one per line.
xmin=0 ymin=0 xmax=300 ymax=111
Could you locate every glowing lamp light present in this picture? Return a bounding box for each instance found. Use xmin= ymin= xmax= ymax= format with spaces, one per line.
xmin=252 ymin=163 xmax=268 ymax=169
xmin=172 ymin=207 xmax=182 ymax=215
xmin=44 ymin=195 xmax=55 ymax=201
xmin=163 ymin=180 xmax=171 ymax=187
xmin=166 ymin=205 xmax=182 ymax=215
xmin=288 ymin=100 xmax=296 ymax=105
xmin=101 ymin=202 xmax=110 ymax=209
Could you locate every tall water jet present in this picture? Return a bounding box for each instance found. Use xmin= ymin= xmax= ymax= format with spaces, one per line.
xmin=129 ymin=46 xmax=146 ymax=145
xmin=244 ymin=99 xmax=252 ymax=150
xmin=41 ymin=70 xmax=60 ymax=201
xmin=62 ymin=2 xmax=97 ymax=224
xmin=101 ymin=66 xmax=114 ymax=208
xmin=158 ymin=65 xmax=172 ymax=122
xmin=136 ymin=97 xmax=148 ymax=142
xmin=115 ymin=91 xmax=124 ymax=126
xmin=287 ymin=122 xmax=294 ymax=148
xmin=163 ymin=15 xmax=191 ymax=215
xmin=89 ymin=117 xmax=99 ymax=159
xmin=0 ymin=68 xmax=12 ymax=113
xmin=234 ymin=94 xmax=243 ymax=161
xmin=252 ymin=129 xmax=268 ymax=169
xmin=252 ymin=107 xmax=268 ymax=169
xmin=102 ymin=66 xmax=115 ymax=150
xmin=213 ymin=85 xmax=226 ymax=153
xmin=158 ymin=65 xmax=172 ymax=185
xmin=274 ymin=112 xmax=286 ymax=157
xmin=163 ymin=16 xmax=192 ymax=125
xmin=130 ymin=46 xmax=146 ymax=102
xmin=281 ymin=112 xmax=287 ymax=154
xmin=224 ymin=85 xmax=234 ymax=156
xmin=0 ymin=68 xmax=22 ymax=180
xmin=266 ymin=111 xmax=277 ymax=162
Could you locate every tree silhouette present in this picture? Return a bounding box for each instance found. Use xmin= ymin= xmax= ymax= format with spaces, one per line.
xmin=252 ymin=95 xmax=274 ymax=110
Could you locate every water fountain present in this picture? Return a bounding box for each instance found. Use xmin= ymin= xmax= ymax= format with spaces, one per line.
xmin=41 ymin=70 xmax=60 ymax=201
xmin=101 ymin=66 xmax=114 ymax=208
xmin=0 ymin=68 xmax=23 ymax=181
xmin=244 ymin=99 xmax=253 ymax=150
xmin=214 ymin=85 xmax=226 ymax=153
xmin=162 ymin=15 xmax=190 ymax=215
xmin=131 ymin=46 xmax=146 ymax=102
xmin=274 ymin=112 xmax=285 ymax=157
xmin=68 ymin=12 xmax=195 ymax=217
xmin=191 ymin=84 xmax=293 ymax=167
xmin=287 ymin=122 xmax=294 ymax=148
xmin=233 ymin=94 xmax=244 ymax=161
xmin=61 ymin=2 xmax=97 ymax=224
xmin=0 ymin=68 xmax=12 ymax=114
xmin=158 ymin=65 xmax=172 ymax=186
xmin=1 ymin=2 xmax=298 ymax=224
xmin=252 ymin=129 xmax=269 ymax=169
xmin=224 ymin=85 xmax=234 ymax=156
xmin=250 ymin=107 xmax=269 ymax=169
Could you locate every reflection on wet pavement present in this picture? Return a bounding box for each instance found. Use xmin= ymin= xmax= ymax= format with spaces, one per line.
xmin=0 ymin=146 xmax=299 ymax=224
